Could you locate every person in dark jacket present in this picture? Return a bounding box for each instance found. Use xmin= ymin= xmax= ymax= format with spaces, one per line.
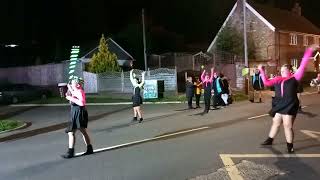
xmin=251 ymin=68 xmax=264 ymax=103
xmin=212 ymin=72 xmax=226 ymax=108
xmin=220 ymin=74 xmax=230 ymax=105
xmin=185 ymin=75 xmax=194 ymax=109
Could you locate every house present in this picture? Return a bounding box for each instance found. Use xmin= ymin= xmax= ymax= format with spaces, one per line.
xmin=207 ymin=0 xmax=320 ymax=72
xmin=80 ymin=38 xmax=135 ymax=70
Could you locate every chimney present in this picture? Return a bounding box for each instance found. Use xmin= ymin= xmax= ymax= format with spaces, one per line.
xmin=291 ymin=2 xmax=301 ymax=16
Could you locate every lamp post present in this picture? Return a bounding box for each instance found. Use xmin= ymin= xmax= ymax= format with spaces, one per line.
xmin=5 ymin=44 xmax=19 ymax=48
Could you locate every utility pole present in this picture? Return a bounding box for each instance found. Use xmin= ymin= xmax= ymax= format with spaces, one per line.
xmin=243 ymin=0 xmax=248 ymax=67
xmin=243 ymin=0 xmax=249 ymax=95
xmin=142 ymin=8 xmax=147 ymax=71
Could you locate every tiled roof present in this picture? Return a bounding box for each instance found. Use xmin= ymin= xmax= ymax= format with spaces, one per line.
xmin=249 ymin=2 xmax=320 ymax=35
xmin=81 ymin=38 xmax=135 ymax=61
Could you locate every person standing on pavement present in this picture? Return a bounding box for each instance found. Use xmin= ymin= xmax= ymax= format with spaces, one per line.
xmin=201 ymin=67 xmax=214 ymax=113
xmin=220 ymin=73 xmax=230 ymax=106
xmin=185 ymin=75 xmax=195 ymax=109
xmin=259 ymin=45 xmax=318 ymax=153
xmin=212 ymin=72 xmax=226 ymax=108
xmin=130 ymin=69 xmax=145 ymax=123
xmin=62 ymin=78 xmax=93 ymax=159
xmin=251 ymin=67 xmax=264 ymax=103
xmin=194 ymin=77 xmax=202 ymax=108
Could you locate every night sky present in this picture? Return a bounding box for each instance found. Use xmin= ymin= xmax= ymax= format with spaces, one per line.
xmin=0 ymin=0 xmax=319 ymax=68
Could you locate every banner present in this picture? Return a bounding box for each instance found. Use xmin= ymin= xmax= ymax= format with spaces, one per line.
xmin=143 ymin=80 xmax=158 ymax=99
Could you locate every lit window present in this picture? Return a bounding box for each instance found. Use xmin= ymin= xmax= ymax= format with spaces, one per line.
xmin=290 ymin=34 xmax=297 ymax=45
xmin=291 ymin=58 xmax=298 ymax=69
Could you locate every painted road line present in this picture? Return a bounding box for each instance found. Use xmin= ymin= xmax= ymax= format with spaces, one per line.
xmin=220 ymin=153 xmax=320 ymax=180
xmin=302 ymin=91 xmax=318 ymax=95
xmin=75 ymin=126 xmax=210 ymax=156
xmin=301 ymin=130 xmax=320 ymax=140
xmin=247 ymin=106 xmax=308 ymax=120
xmin=247 ymin=114 xmax=269 ymax=120
xmin=219 ymin=154 xmax=244 ymax=180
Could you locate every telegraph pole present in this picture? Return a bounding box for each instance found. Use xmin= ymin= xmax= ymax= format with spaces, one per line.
xmin=243 ymin=0 xmax=248 ymax=67
xmin=243 ymin=0 xmax=249 ymax=95
xmin=142 ymin=8 xmax=147 ymax=71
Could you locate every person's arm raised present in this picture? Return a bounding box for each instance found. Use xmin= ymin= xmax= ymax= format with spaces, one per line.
xmin=294 ymin=45 xmax=318 ymax=81
xmin=258 ymin=65 xmax=280 ymax=87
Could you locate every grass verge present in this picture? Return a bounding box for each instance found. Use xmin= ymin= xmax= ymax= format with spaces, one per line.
xmin=0 ymin=119 xmax=24 ymax=132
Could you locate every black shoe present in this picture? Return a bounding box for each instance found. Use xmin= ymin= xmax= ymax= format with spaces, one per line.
xmin=259 ymin=98 xmax=262 ymax=103
xmin=61 ymin=148 xmax=74 ymax=159
xmin=83 ymin=145 xmax=94 ymax=155
xmin=287 ymin=143 xmax=294 ymax=153
xmin=261 ymin=137 xmax=273 ymax=145
xmin=132 ymin=117 xmax=138 ymax=121
xmin=139 ymin=118 xmax=143 ymax=123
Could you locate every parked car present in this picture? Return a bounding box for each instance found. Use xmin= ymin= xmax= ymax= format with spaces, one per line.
xmin=0 ymin=84 xmax=52 ymax=104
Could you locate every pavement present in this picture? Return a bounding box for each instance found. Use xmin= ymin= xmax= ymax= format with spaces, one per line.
xmin=0 ymin=88 xmax=320 ymax=180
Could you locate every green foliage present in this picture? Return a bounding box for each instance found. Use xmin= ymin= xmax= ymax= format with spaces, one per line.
xmin=89 ymin=34 xmax=120 ymax=73
xmin=215 ymin=25 xmax=255 ymax=59
xmin=0 ymin=120 xmax=23 ymax=131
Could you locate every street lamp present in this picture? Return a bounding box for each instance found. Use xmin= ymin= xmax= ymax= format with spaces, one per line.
xmin=5 ymin=44 xmax=19 ymax=48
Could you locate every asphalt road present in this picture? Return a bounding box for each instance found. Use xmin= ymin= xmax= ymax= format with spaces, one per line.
xmin=1 ymin=94 xmax=320 ymax=180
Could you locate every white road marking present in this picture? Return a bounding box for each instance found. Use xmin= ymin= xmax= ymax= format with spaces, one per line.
xmin=220 ymin=153 xmax=320 ymax=180
xmin=301 ymin=130 xmax=320 ymax=140
xmin=75 ymin=126 xmax=210 ymax=156
xmin=247 ymin=106 xmax=308 ymax=120
xmin=247 ymin=114 xmax=269 ymax=120
xmin=220 ymin=129 xmax=320 ymax=180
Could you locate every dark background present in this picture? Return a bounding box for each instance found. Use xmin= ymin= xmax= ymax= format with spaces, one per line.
xmin=0 ymin=0 xmax=319 ymax=68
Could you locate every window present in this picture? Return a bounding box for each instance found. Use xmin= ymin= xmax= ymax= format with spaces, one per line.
xmin=290 ymin=34 xmax=297 ymax=45
xmin=291 ymin=58 xmax=298 ymax=69
xmin=303 ymin=35 xmax=308 ymax=46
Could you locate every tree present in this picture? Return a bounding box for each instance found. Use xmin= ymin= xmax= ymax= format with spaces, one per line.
xmin=215 ymin=25 xmax=255 ymax=59
xmin=89 ymin=34 xmax=120 ymax=73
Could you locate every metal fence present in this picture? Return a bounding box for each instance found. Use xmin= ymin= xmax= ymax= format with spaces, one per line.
xmin=148 ymin=51 xmax=244 ymax=72
xmin=83 ymin=68 xmax=177 ymax=94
